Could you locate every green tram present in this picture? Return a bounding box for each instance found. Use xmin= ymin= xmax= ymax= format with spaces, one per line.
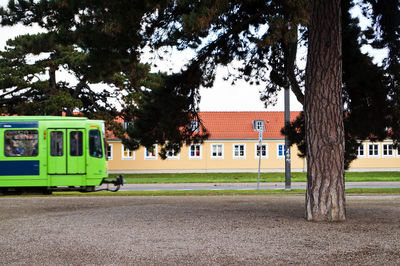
xmin=0 ymin=116 xmax=123 ymax=195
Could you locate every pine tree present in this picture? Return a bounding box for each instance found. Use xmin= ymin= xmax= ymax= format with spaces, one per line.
xmin=1 ymin=0 xmax=400 ymax=221
xmin=0 ymin=32 xmax=120 ymax=117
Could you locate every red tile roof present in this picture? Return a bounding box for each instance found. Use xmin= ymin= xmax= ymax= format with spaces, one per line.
xmin=106 ymin=111 xmax=301 ymax=140
xmin=199 ymin=111 xmax=301 ymax=139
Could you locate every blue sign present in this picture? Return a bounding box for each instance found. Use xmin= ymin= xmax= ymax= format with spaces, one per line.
xmin=0 ymin=161 xmax=40 ymax=176
xmin=0 ymin=121 xmax=39 ymax=128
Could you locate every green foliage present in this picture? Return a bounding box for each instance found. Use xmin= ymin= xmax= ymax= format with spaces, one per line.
xmin=283 ymin=1 xmax=400 ymax=169
xmin=116 ymin=66 xmax=209 ymax=157
xmin=0 ymin=32 xmax=120 ymax=117
xmin=1 ymin=0 xmax=400 ymax=165
xmin=0 ymin=0 xmax=208 ymax=156
xmin=362 ymin=0 xmax=400 ymax=144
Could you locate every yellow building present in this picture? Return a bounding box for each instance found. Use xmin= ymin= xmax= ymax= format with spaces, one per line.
xmin=106 ymin=112 xmax=400 ymax=173
xmin=349 ymin=140 xmax=400 ymax=171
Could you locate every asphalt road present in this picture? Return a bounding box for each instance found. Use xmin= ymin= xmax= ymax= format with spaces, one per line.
xmin=118 ymin=182 xmax=400 ymax=191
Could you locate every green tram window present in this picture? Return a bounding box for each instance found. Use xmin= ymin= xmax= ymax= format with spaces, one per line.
xmin=50 ymin=131 xmax=63 ymax=156
xmin=89 ymin=130 xmax=103 ymax=158
xmin=70 ymin=131 xmax=83 ymax=156
xmin=4 ymin=130 xmax=38 ymax=157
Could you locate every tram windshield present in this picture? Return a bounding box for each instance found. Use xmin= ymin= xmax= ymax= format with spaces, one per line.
xmin=89 ymin=130 xmax=103 ymax=158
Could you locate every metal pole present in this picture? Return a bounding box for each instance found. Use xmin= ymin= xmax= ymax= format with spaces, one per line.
xmin=257 ymin=142 xmax=262 ymax=190
xmin=284 ymin=87 xmax=291 ymax=190
xmin=257 ymin=130 xmax=263 ymax=190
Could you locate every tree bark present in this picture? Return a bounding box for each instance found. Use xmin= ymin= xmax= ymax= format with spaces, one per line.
xmin=305 ymin=0 xmax=345 ymax=221
xmin=49 ymin=66 xmax=57 ymax=91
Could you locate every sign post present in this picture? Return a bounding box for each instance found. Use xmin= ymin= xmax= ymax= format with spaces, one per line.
xmin=257 ymin=129 xmax=263 ymax=190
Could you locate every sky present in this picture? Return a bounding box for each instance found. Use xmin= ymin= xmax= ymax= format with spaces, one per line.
xmin=0 ymin=0 xmax=387 ymax=113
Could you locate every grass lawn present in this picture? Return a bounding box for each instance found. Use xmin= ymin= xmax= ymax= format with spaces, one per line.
xmin=109 ymin=171 xmax=400 ymax=184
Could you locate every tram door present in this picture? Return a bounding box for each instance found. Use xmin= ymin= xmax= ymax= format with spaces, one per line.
xmin=48 ymin=129 xmax=86 ymax=175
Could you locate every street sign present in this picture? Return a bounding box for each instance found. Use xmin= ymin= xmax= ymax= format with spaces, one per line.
xmin=258 ymin=130 xmax=263 ymax=143
xmin=285 ymin=147 xmax=291 ymax=162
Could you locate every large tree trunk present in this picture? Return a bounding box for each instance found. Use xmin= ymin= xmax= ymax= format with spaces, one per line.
xmin=305 ymin=0 xmax=345 ymax=221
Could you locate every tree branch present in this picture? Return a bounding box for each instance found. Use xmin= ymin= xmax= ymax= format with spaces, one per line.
xmin=282 ymin=25 xmax=305 ymax=106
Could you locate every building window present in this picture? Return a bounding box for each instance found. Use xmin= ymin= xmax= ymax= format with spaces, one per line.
xmin=189 ymin=144 xmax=201 ymax=159
xmin=123 ymin=121 xmax=134 ymax=130
xmin=253 ymin=120 xmax=265 ymax=131
xmin=277 ymin=144 xmax=285 ymax=159
xmin=233 ymin=144 xmax=246 ymax=159
xmin=255 ymin=144 xmax=268 ymax=158
xmin=107 ymin=144 xmax=113 ymax=160
xmin=357 ymin=143 xmax=366 ymax=158
xmin=190 ymin=120 xmax=199 ymax=132
xmin=368 ymin=143 xmax=380 ymax=158
xmin=166 ymin=149 xmax=180 ymax=159
xmin=122 ymin=144 xmax=135 ymax=160
xmin=382 ymin=143 xmax=394 ymax=157
xmin=144 ymin=144 xmax=157 ymax=160
xmin=211 ymin=144 xmax=224 ymax=159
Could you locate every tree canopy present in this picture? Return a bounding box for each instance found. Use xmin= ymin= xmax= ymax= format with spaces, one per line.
xmin=1 ymin=0 xmax=400 ymax=221
xmin=0 ymin=32 xmax=117 ymax=116
xmin=2 ymin=1 xmax=399 ymax=161
xmin=287 ymin=0 xmax=400 ymax=169
xmin=0 ymin=0 xmax=209 ymax=155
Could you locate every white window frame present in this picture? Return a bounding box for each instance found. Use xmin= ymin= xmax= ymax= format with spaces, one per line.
xmin=190 ymin=120 xmax=200 ymax=132
xmin=233 ymin=144 xmax=246 ymax=159
xmin=211 ymin=144 xmax=224 ymax=159
xmin=144 ymin=144 xmax=157 ymax=160
xmin=107 ymin=144 xmax=113 ymax=160
xmin=357 ymin=143 xmax=366 ymax=158
xmin=277 ymin=143 xmax=285 ymax=159
xmin=166 ymin=149 xmax=180 ymax=160
xmin=123 ymin=121 xmax=134 ymax=130
xmin=121 ymin=144 xmax=135 ymax=160
xmin=382 ymin=143 xmax=395 ymax=158
xmin=189 ymin=144 xmax=202 ymax=159
xmin=368 ymin=143 xmax=380 ymax=158
xmin=255 ymin=143 xmax=268 ymax=159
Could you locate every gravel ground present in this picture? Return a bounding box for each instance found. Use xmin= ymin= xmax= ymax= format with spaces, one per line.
xmin=0 ymin=195 xmax=400 ymax=265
